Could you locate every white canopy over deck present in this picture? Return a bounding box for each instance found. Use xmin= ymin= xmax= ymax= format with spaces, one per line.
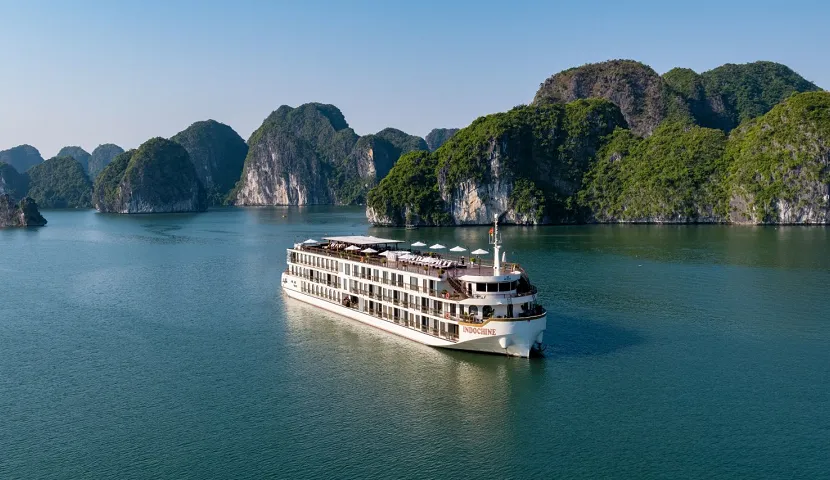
xmin=322 ymin=235 xmax=403 ymax=246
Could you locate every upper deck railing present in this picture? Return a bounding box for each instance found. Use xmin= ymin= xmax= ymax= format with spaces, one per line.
xmin=292 ymin=245 xmax=524 ymax=279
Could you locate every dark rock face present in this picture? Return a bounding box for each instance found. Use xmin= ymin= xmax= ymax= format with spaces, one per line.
xmin=93 ymin=138 xmax=207 ymax=213
xmin=0 ymin=194 xmax=47 ymax=227
xmin=88 ymin=144 xmax=125 ymax=180
xmin=171 ymin=120 xmax=248 ymax=205
xmin=0 ymin=162 xmax=29 ymax=199
xmin=425 ymin=128 xmax=459 ymax=151
xmin=348 ymin=128 xmax=428 ymax=181
xmin=235 ymin=103 xmax=426 ymax=205
xmin=533 ymin=60 xmax=682 ymax=137
xmin=0 ymin=145 xmax=44 ymax=172
xmin=56 ymin=146 xmax=92 ymax=173
xmin=26 ymin=157 xmax=93 ymax=208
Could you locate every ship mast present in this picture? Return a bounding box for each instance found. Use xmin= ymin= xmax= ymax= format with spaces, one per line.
xmin=490 ymin=214 xmax=501 ymax=276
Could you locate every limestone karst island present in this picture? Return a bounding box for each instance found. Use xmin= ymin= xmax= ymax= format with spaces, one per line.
xmin=1 ymin=60 xmax=828 ymax=228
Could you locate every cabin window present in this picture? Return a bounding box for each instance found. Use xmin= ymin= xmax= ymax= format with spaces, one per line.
xmin=469 ymin=305 xmax=479 ymax=317
xmin=476 ymin=283 xmax=485 ymax=292
xmin=498 ymin=282 xmax=510 ymax=292
xmin=344 ymin=264 xmax=350 ymax=275
xmin=483 ymin=305 xmax=493 ymax=318
xmin=487 ymin=283 xmax=498 ymax=292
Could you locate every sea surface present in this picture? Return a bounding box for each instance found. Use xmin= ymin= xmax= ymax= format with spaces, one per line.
xmin=1 ymin=207 xmax=828 ymax=479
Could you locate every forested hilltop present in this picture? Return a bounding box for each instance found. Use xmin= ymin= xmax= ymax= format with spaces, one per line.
xmin=368 ymin=60 xmax=827 ymax=226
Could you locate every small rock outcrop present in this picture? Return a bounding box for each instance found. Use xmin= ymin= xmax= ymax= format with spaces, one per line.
xmin=171 ymin=120 xmax=248 ymax=205
xmin=56 ymin=146 xmax=92 ymax=173
xmin=0 ymin=194 xmax=47 ymax=227
xmin=27 ymin=157 xmax=93 ymax=208
xmin=93 ymin=138 xmax=207 ymax=213
xmin=425 ymin=128 xmax=459 ymax=151
xmin=0 ymin=145 xmax=44 ymax=172
xmin=88 ymin=144 xmax=125 ymax=180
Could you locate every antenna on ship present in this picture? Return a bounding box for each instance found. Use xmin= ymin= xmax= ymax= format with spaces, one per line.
xmin=490 ymin=214 xmax=501 ymax=276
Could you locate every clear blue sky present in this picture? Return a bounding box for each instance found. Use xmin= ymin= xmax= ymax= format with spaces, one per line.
xmin=0 ymin=0 xmax=826 ymax=157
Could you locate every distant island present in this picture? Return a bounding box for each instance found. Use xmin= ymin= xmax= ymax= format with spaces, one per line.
xmin=1 ymin=59 xmax=827 ymax=226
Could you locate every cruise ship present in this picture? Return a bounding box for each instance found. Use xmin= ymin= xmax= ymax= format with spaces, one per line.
xmin=281 ymin=217 xmax=546 ymax=357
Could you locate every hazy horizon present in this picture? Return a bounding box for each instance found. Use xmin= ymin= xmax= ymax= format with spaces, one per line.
xmin=1 ymin=0 xmax=827 ymax=157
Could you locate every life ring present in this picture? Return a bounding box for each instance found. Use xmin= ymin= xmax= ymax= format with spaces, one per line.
xmin=444 ymin=312 xmax=449 ymax=319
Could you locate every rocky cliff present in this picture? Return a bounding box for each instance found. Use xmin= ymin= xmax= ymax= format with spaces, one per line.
xmin=0 ymin=162 xmax=29 ymax=199
xmin=56 ymin=146 xmax=92 ymax=173
xmin=533 ymin=60 xmax=686 ymax=137
xmin=88 ymin=144 xmax=124 ymax=180
xmin=726 ymin=91 xmax=830 ymax=224
xmin=93 ymin=138 xmax=207 ymax=213
xmin=235 ymin=103 xmax=425 ymax=205
xmin=425 ymin=128 xmax=459 ymax=151
xmin=367 ymin=99 xmax=627 ymax=225
xmin=171 ymin=120 xmax=248 ymax=204
xmin=0 ymin=194 xmax=46 ymax=227
xmin=0 ymin=145 xmax=44 ymax=172
xmin=27 ymin=157 xmax=93 ymax=208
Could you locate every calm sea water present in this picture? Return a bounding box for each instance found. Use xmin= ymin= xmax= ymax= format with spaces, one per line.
xmin=1 ymin=207 xmax=828 ymax=479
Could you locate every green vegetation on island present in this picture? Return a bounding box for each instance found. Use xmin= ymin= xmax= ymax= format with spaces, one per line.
xmin=534 ymin=60 xmax=819 ymax=137
xmin=368 ymin=99 xmax=627 ymax=225
xmin=0 ymin=145 xmax=44 ymax=172
xmin=94 ymin=138 xmax=206 ymax=213
xmin=0 ymin=162 xmax=30 ymax=199
xmin=89 ymin=144 xmax=125 ymax=180
xmin=726 ymin=91 xmax=830 ymax=223
xmin=425 ymin=128 xmax=460 ymax=151
xmin=369 ymin=90 xmax=830 ymax=226
xmin=580 ymin=123 xmax=728 ymax=222
xmin=171 ymin=120 xmax=248 ymax=205
xmin=26 ymin=157 xmax=93 ymax=208
xmin=56 ymin=146 xmax=92 ymax=173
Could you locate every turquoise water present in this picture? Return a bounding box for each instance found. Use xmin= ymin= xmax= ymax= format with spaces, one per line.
xmin=1 ymin=208 xmax=828 ymax=479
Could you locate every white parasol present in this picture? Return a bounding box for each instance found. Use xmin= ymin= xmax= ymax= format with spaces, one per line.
xmin=344 ymin=245 xmax=361 ymax=251
xmin=411 ymin=241 xmax=426 ymax=247
xmin=302 ymin=238 xmax=320 ymax=244
xmin=471 ymin=248 xmax=489 ymax=255
xmin=361 ymin=247 xmax=378 ymax=254
xmin=449 ymin=246 xmax=467 ymax=252
xmin=429 ymin=244 xmax=446 ymax=250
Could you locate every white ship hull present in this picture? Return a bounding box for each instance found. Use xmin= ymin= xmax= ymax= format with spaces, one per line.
xmin=282 ymin=274 xmax=546 ymax=357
